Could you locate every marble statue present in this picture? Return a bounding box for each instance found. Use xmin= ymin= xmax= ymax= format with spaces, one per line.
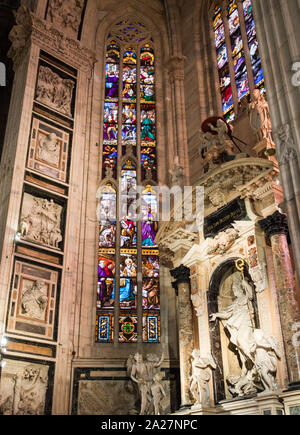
xmin=210 ymin=273 xmax=280 ymax=397
xmin=127 ymin=352 xmax=165 ymax=415
xmin=38 ymin=133 xmax=60 ymax=166
xmin=249 ymin=263 xmax=268 ymax=293
xmin=249 ymin=89 xmax=273 ymax=144
xmin=190 ymin=350 xmax=216 ymax=407
xmin=208 ymin=118 xmax=230 ymax=147
xmin=36 ymin=66 xmax=75 ymax=118
xmin=21 ymin=280 xmax=48 ymax=320
xmin=252 ymin=329 xmax=281 ymax=392
xmin=20 ymin=194 xmax=63 ymax=249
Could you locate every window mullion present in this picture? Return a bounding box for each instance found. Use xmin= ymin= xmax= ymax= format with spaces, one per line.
xmin=237 ymin=0 xmax=255 ymax=94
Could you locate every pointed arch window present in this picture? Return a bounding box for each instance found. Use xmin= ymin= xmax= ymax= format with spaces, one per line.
xmin=97 ymin=21 xmax=160 ymax=344
xmin=212 ymin=0 xmax=265 ymax=121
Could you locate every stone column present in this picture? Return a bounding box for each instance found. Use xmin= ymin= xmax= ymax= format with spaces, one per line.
xmin=259 ymin=211 xmax=300 ymax=388
xmin=170 ymin=265 xmax=194 ymax=408
xmin=251 ymin=0 xmax=300 ymax=284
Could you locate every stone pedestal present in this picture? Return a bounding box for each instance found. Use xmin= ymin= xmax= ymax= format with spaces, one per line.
xmin=171 ymin=265 xmax=194 ymax=408
xmin=259 ymin=211 xmax=300 ymax=386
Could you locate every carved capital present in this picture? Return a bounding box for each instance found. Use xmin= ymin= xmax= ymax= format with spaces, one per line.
xmin=259 ymin=211 xmax=289 ymax=238
xmin=170 ymin=265 xmax=191 ymax=295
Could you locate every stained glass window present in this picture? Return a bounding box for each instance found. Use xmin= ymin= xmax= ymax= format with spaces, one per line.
xmin=97 ymin=23 xmax=160 ymax=344
xmin=212 ymin=0 xmax=265 ymax=120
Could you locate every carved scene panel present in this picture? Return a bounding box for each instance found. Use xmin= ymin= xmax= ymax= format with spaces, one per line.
xmin=27 ymin=117 xmax=70 ymax=183
xmin=7 ymin=259 xmax=59 ymax=341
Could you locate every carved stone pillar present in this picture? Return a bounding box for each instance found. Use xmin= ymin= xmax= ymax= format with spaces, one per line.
xmin=259 ymin=211 xmax=300 ymax=388
xmin=170 ymin=265 xmax=194 ymax=408
xmin=251 ymin=0 xmax=300 ymax=284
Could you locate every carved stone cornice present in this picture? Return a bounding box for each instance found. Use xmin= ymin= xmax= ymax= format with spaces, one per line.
xmin=8 ymin=6 xmax=96 ymax=73
xmin=259 ymin=211 xmax=289 ymax=238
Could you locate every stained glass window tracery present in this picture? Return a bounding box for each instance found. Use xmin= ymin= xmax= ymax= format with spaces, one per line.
xmin=97 ymin=22 xmax=160 ymax=343
xmin=212 ymin=0 xmax=265 ymax=121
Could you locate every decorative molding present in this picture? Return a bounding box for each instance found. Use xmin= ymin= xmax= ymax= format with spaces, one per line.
xmin=8 ymin=6 xmax=96 ymax=73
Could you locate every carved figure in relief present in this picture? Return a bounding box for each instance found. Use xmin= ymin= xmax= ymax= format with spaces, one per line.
xmin=21 ymin=280 xmax=48 ymax=320
xmin=38 ymin=132 xmax=60 ymax=166
xmin=190 ymin=350 xmax=216 ymax=406
xmin=208 ymin=118 xmax=230 ymax=147
xmin=47 ymin=0 xmax=85 ymax=39
xmin=208 ymin=227 xmax=239 ymax=255
xmin=249 ymin=89 xmax=273 ymax=144
xmin=169 ymin=156 xmax=184 ymax=187
xmin=36 ymin=66 xmax=75 ymax=117
xmin=20 ymin=194 xmax=63 ymax=249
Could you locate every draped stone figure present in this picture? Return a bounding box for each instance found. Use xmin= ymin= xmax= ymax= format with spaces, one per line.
xmin=249 ymin=89 xmax=273 ymax=144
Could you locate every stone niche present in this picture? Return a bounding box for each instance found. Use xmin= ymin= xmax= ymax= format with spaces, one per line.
xmin=27 ymin=117 xmax=70 ymax=183
xmin=0 ymin=359 xmax=50 ymax=415
xmin=7 ymin=259 xmax=59 ymax=341
xmin=19 ymin=192 xmax=64 ymax=251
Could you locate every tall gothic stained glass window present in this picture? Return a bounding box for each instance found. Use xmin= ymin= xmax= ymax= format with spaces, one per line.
xmin=213 ymin=0 xmax=265 ymax=121
xmin=97 ymin=21 xmax=160 ymax=344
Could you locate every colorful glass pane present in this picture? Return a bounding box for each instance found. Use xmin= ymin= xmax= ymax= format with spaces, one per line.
xmin=222 ymin=86 xmax=234 ymax=113
xmin=119 ymin=315 xmax=138 ymax=342
xmin=217 ymin=44 xmax=228 ymax=70
xmin=213 ymin=6 xmax=222 ymax=29
xmin=104 ymin=102 xmax=118 ymax=123
xmin=123 ymin=48 xmax=137 ymax=64
xmin=120 ymin=218 xmax=137 ymax=247
xmin=106 ymin=41 xmax=120 ymax=63
xmin=98 ymin=184 xmax=116 ymax=221
xmin=122 ymin=83 xmax=136 ymax=102
xmin=141 ymin=146 xmax=156 ymax=171
xmin=142 ymin=253 xmax=159 ymax=277
xmin=243 ymin=0 xmax=253 ymax=20
xmin=214 ymin=24 xmax=225 ymax=48
xmin=141 ymin=45 xmax=155 ymax=66
xmin=228 ymin=8 xmax=240 ymax=35
xmin=234 ymin=53 xmax=247 ymax=77
xmin=122 ymin=104 xmax=136 ymax=124
xmin=253 ymin=61 xmax=264 ymax=86
xmin=143 ymin=313 xmax=160 ymax=342
xmin=123 ymin=64 xmax=137 ymax=83
xmin=246 ymin=17 xmax=256 ymax=41
xmin=122 ymin=125 xmax=137 ymax=144
xmin=141 ymin=104 xmax=156 ymax=125
xmin=141 ymin=84 xmax=155 ymax=104
xmin=219 ymin=65 xmax=231 ymax=91
xmin=142 ymin=279 xmax=160 ymax=310
xmin=99 ymin=221 xmax=116 ymax=248
xmin=105 ymin=64 xmax=119 ymax=100
xmin=140 ymin=66 xmax=155 ymax=84
xmin=236 ymin=72 xmax=250 ymax=100
xmin=231 ymin=32 xmax=243 ymax=57
xmin=228 ymin=0 xmax=238 ymax=15
xmin=96 ymin=314 xmax=114 ymax=342
xmin=249 ymin=39 xmax=260 ymax=64
xmin=98 ymin=255 xmax=116 ymax=309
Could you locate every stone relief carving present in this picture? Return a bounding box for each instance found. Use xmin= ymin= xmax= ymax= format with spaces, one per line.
xmin=127 ymin=352 xmax=166 ymax=415
xmin=274 ymin=123 xmax=298 ymax=165
xmin=190 ymin=350 xmax=216 ymax=407
xmin=207 ymin=227 xmax=239 ymax=255
xmin=21 ymin=280 xmax=48 ymax=321
xmin=249 ymin=90 xmax=274 ymax=144
xmin=36 ymin=66 xmax=75 ymax=117
xmin=169 ymin=156 xmax=185 ymax=187
xmin=249 ymin=262 xmax=268 ymax=293
xmin=0 ymin=361 xmax=49 ymax=415
xmin=37 ymin=132 xmax=60 ymax=166
xmin=20 ymin=193 xmax=63 ymax=249
xmin=209 ymin=274 xmax=280 ymax=397
xmin=46 ymin=0 xmax=85 ymax=40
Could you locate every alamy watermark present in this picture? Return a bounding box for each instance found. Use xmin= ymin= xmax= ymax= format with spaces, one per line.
xmin=96 ymin=181 xmax=204 ymax=225
xmin=0 ymin=63 xmax=6 ymax=87
xmin=292 ymin=62 xmax=300 ymax=87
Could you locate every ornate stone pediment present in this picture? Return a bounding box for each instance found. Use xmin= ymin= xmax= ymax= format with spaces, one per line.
xmin=8 ymin=6 xmax=96 ymax=73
